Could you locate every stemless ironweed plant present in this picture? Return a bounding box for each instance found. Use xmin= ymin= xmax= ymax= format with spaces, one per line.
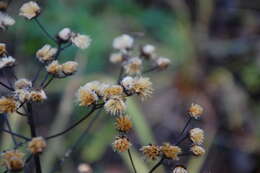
xmin=0 ymin=1 xmax=206 ymax=173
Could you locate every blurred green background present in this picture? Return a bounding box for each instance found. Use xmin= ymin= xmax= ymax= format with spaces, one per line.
xmin=1 ymin=0 xmax=260 ymax=172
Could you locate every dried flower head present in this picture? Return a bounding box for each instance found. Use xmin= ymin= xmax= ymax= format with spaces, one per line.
xmin=121 ymin=76 xmax=134 ymax=90
xmin=58 ymin=28 xmax=72 ymax=42
xmin=30 ymin=90 xmax=47 ymax=102
xmin=190 ymin=145 xmax=205 ymax=156
xmin=123 ymin=57 xmax=142 ymax=75
xmin=77 ymin=86 xmax=98 ymax=106
xmin=173 ymin=165 xmax=188 ymax=173
xmin=71 ymin=34 xmax=91 ymax=49
xmin=102 ymin=85 xmax=124 ymax=100
xmin=188 ymin=103 xmax=203 ymax=119
xmin=156 ymin=57 xmax=171 ymax=69
xmin=19 ymin=1 xmax=40 ymax=20
xmin=0 ymin=43 xmax=6 ymax=55
xmin=0 ymin=12 xmax=15 ymax=30
xmin=110 ymin=53 xmax=123 ymax=64
xmin=14 ymin=89 xmax=31 ymax=102
xmin=140 ymin=144 xmax=160 ymax=160
xmin=113 ymin=136 xmax=131 ymax=152
xmin=0 ymin=97 xmax=17 ymax=114
xmin=113 ymin=34 xmax=134 ymax=50
xmin=104 ymin=96 xmax=126 ymax=115
xmin=28 ymin=137 xmax=47 ymax=154
xmin=78 ymin=163 xmax=93 ymax=173
xmin=83 ymin=81 xmax=103 ymax=96
xmin=142 ymin=44 xmax=155 ymax=58
xmin=115 ymin=116 xmax=132 ymax=132
xmin=160 ymin=143 xmax=182 ymax=160
xmin=189 ymin=128 xmax=204 ymax=145
xmin=36 ymin=45 xmax=57 ymax=63
xmin=14 ymin=78 xmax=32 ymax=90
xmin=2 ymin=150 xmax=25 ymax=172
xmin=0 ymin=56 xmax=15 ymax=69
xmin=132 ymin=77 xmax=153 ymax=100
xmin=46 ymin=60 xmax=62 ymax=75
xmin=62 ymin=61 xmax=78 ymax=75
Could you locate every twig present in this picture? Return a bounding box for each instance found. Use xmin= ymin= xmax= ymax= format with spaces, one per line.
xmin=1 ymin=128 xmax=30 ymax=141
xmin=50 ymin=109 xmax=103 ymax=173
xmin=0 ymin=81 xmax=14 ymax=91
xmin=5 ymin=115 xmax=18 ymax=145
xmin=148 ymin=157 xmax=164 ymax=173
xmin=175 ymin=117 xmax=192 ymax=143
xmin=142 ymin=66 xmax=159 ymax=74
xmin=27 ymin=103 xmax=42 ymax=173
xmin=34 ymin=18 xmax=56 ymax=43
xmin=43 ymin=76 xmax=54 ymax=89
xmin=45 ymin=106 xmax=99 ymax=140
xmin=128 ymin=149 xmax=137 ymax=173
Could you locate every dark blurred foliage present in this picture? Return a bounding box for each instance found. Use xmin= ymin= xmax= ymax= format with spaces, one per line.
xmin=0 ymin=0 xmax=260 ymax=173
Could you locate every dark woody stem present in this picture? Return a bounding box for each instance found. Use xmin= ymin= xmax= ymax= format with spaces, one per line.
xmin=42 ymin=76 xmax=54 ymax=89
xmin=142 ymin=66 xmax=159 ymax=74
xmin=148 ymin=157 xmax=164 ymax=173
xmin=27 ymin=103 xmax=42 ymax=173
xmin=175 ymin=117 xmax=192 ymax=143
xmin=0 ymin=81 xmax=14 ymax=91
xmin=128 ymin=149 xmax=137 ymax=173
xmin=50 ymin=109 xmax=102 ymax=173
xmin=34 ymin=18 xmax=56 ymax=44
xmin=45 ymin=105 xmax=99 ymax=140
xmin=1 ymin=128 xmax=30 ymax=141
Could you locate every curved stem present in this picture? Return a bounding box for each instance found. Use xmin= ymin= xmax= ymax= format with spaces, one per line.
xmin=1 ymin=128 xmax=30 ymax=141
xmin=45 ymin=106 xmax=98 ymax=140
xmin=34 ymin=18 xmax=56 ymax=43
xmin=128 ymin=149 xmax=137 ymax=173
xmin=148 ymin=158 xmax=164 ymax=173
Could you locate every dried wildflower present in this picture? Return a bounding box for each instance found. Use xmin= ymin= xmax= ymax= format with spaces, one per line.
xmin=140 ymin=144 xmax=160 ymax=160
xmin=28 ymin=137 xmax=47 ymax=154
xmin=0 ymin=97 xmax=17 ymax=114
xmin=62 ymin=61 xmax=78 ymax=75
xmin=160 ymin=143 xmax=182 ymax=160
xmin=173 ymin=165 xmax=188 ymax=173
xmin=102 ymin=85 xmax=124 ymax=100
xmin=78 ymin=163 xmax=93 ymax=173
xmin=121 ymin=76 xmax=134 ymax=90
xmin=46 ymin=60 xmax=62 ymax=75
xmin=30 ymin=90 xmax=47 ymax=102
xmin=77 ymin=86 xmax=98 ymax=106
xmin=2 ymin=150 xmax=25 ymax=172
xmin=189 ymin=128 xmax=204 ymax=145
xmin=190 ymin=145 xmax=205 ymax=156
xmin=110 ymin=53 xmax=123 ymax=64
xmin=0 ymin=43 xmax=6 ymax=55
xmin=188 ymin=103 xmax=203 ymax=119
xmin=71 ymin=34 xmax=91 ymax=49
xmin=142 ymin=44 xmax=155 ymax=58
xmin=15 ymin=78 xmax=32 ymax=90
xmin=19 ymin=1 xmax=40 ymax=20
xmin=113 ymin=34 xmax=134 ymax=50
xmin=124 ymin=57 xmax=142 ymax=75
xmin=0 ymin=12 xmax=15 ymax=30
xmin=83 ymin=81 xmax=104 ymax=96
xmin=0 ymin=56 xmax=15 ymax=69
xmin=113 ymin=136 xmax=131 ymax=152
xmin=132 ymin=77 xmax=153 ymax=100
xmin=104 ymin=96 xmax=126 ymax=115
xmin=58 ymin=28 xmax=72 ymax=42
xmin=156 ymin=57 xmax=171 ymax=69
xmin=115 ymin=116 xmax=132 ymax=132
xmin=36 ymin=45 xmax=57 ymax=63
xmin=14 ymin=89 xmax=31 ymax=102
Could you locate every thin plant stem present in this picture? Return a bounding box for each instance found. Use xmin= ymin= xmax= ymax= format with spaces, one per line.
xmin=50 ymin=109 xmax=103 ymax=173
xmin=27 ymin=103 xmax=42 ymax=173
xmin=1 ymin=128 xmax=30 ymax=141
xmin=43 ymin=76 xmax=54 ymax=89
xmin=34 ymin=18 xmax=56 ymax=43
xmin=0 ymin=81 xmax=14 ymax=91
xmin=128 ymin=149 xmax=137 ymax=173
xmin=148 ymin=157 xmax=164 ymax=173
xmin=175 ymin=117 xmax=192 ymax=143
xmin=142 ymin=66 xmax=159 ymax=74
xmin=117 ymin=67 xmax=124 ymax=84
xmin=32 ymin=65 xmax=44 ymax=86
xmin=45 ymin=106 xmax=99 ymax=140
xmin=5 ymin=115 xmax=18 ymax=145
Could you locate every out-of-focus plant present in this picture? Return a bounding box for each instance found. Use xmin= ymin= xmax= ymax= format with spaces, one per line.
xmin=0 ymin=1 xmax=206 ymax=173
